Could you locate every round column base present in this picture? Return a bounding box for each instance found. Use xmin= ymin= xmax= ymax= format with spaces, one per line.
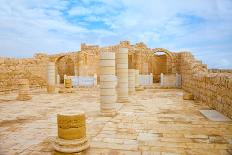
xmin=53 ymin=137 xmax=89 ymax=153
xmin=47 ymin=85 xmax=56 ymax=93
xmin=135 ymin=86 xmax=144 ymax=91
xmin=16 ymin=94 xmax=32 ymax=101
xmin=117 ymin=98 xmax=128 ymax=103
xmin=100 ymin=109 xmax=117 ymax=117
xmin=183 ymin=92 xmax=194 ymax=100
xmin=58 ymin=88 xmax=75 ymax=93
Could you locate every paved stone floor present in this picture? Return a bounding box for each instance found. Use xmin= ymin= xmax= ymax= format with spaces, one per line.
xmin=0 ymin=87 xmax=232 ymax=155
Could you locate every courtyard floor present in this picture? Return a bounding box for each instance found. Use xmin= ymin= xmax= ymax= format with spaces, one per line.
xmin=0 ymin=87 xmax=232 ymax=155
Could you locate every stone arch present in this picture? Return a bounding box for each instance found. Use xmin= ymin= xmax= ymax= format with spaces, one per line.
xmin=152 ymin=48 xmax=173 ymax=60
xmin=152 ymin=48 xmax=174 ymax=82
xmin=55 ymin=55 xmax=75 ymax=83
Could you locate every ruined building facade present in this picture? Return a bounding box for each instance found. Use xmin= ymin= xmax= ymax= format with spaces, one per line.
xmin=0 ymin=41 xmax=231 ymax=118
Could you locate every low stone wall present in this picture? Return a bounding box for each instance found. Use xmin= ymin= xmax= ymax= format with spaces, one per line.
xmin=160 ymin=73 xmax=181 ymax=88
xmin=180 ymin=52 xmax=232 ymax=118
xmin=209 ymin=69 xmax=232 ymax=73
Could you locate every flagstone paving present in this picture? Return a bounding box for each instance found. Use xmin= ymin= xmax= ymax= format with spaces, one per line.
xmin=0 ymin=88 xmax=232 ymax=155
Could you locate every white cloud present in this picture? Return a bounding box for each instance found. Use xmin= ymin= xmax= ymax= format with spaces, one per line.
xmin=0 ymin=0 xmax=232 ymax=68
xmin=68 ymin=6 xmax=92 ymax=16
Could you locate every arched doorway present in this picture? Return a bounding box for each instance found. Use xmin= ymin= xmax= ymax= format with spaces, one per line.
xmin=55 ymin=56 xmax=75 ymax=83
xmin=152 ymin=48 xmax=173 ymax=82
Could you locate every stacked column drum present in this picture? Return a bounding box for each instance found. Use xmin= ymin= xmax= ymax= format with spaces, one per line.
xmin=47 ymin=62 xmax=56 ymax=93
xmin=64 ymin=78 xmax=72 ymax=88
xmin=94 ymin=74 xmax=98 ymax=86
xmin=128 ymin=69 xmax=135 ymax=94
xmin=56 ymin=75 xmax=60 ymax=85
xmin=100 ymin=52 xmax=117 ymax=116
xmin=142 ymin=63 xmax=149 ymax=75
xmin=53 ymin=111 xmax=89 ymax=153
xmin=17 ymin=79 xmax=31 ymax=101
xmin=135 ymin=69 xmax=140 ymax=88
xmin=116 ymin=48 xmax=129 ymax=102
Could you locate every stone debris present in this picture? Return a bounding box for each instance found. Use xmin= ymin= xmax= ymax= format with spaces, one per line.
xmin=183 ymin=92 xmax=194 ymax=100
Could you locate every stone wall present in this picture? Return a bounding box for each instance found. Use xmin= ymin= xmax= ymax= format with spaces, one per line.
xmin=0 ymin=54 xmax=49 ymax=93
xmin=180 ymin=52 xmax=232 ymax=118
xmin=208 ymin=69 xmax=232 ymax=73
xmin=0 ymin=42 xmax=181 ymax=93
xmin=1 ymin=41 xmax=231 ymax=120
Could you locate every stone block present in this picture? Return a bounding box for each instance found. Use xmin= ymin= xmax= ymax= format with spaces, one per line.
xmin=183 ymin=92 xmax=194 ymax=100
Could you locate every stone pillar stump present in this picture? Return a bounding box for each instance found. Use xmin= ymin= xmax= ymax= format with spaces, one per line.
xmin=17 ymin=79 xmax=31 ymax=101
xmin=53 ymin=111 xmax=89 ymax=154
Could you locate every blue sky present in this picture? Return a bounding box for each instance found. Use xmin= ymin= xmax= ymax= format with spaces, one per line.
xmin=0 ymin=0 xmax=232 ymax=69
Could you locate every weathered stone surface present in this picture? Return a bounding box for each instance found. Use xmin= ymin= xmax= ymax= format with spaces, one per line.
xmin=16 ymin=79 xmax=32 ymax=101
xmin=183 ymin=92 xmax=194 ymax=100
xmin=100 ymin=52 xmax=116 ymax=116
xmin=54 ymin=111 xmax=89 ymax=153
xmin=0 ymin=41 xmax=231 ymax=120
xmin=0 ymin=88 xmax=232 ymax=154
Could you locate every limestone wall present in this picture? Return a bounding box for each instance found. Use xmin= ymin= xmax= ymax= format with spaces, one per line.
xmin=80 ymin=44 xmax=99 ymax=77
xmin=180 ymin=52 xmax=232 ymax=118
xmin=208 ymin=69 xmax=232 ymax=73
xmin=0 ymin=54 xmax=48 ymax=93
xmin=0 ymin=41 xmax=181 ymax=93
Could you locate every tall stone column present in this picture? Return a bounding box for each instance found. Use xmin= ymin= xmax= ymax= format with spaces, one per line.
xmin=94 ymin=74 xmax=98 ymax=86
xmin=142 ymin=63 xmax=149 ymax=75
xmin=128 ymin=69 xmax=135 ymax=94
xmin=135 ymin=69 xmax=140 ymax=88
xmin=150 ymin=73 xmax=153 ymax=86
xmin=160 ymin=73 xmax=164 ymax=86
xmin=74 ymin=65 xmax=79 ymax=76
xmin=116 ymin=48 xmax=128 ymax=102
xmin=56 ymin=75 xmax=60 ymax=85
xmin=47 ymin=62 xmax=56 ymax=93
xmin=99 ymin=52 xmax=116 ymax=116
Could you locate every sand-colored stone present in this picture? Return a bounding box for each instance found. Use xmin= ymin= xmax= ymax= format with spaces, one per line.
xmin=0 ymin=40 xmax=232 ymax=155
xmin=135 ymin=69 xmax=140 ymax=88
xmin=0 ymin=41 xmax=231 ymax=118
xmin=0 ymin=87 xmax=231 ymax=155
xmin=128 ymin=69 xmax=135 ymax=94
xmin=183 ymin=92 xmax=194 ymax=100
xmin=64 ymin=79 xmax=72 ymax=88
xmin=16 ymin=79 xmax=32 ymax=101
xmin=116 ymin=48 xmax=129 ymax=103
xmin=99 ymin=52 xmax=116 ymax=116
xmin=53 ymin=111 xmax=89 ymax=153
xmin=47 ymin=62 xmax=56 ymax=93
xmin=58 ymin=78 xmax=75 ymax=94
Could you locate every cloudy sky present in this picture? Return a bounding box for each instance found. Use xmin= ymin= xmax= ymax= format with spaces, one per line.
xmin=0 ymin=0 xmax=232 ymax=69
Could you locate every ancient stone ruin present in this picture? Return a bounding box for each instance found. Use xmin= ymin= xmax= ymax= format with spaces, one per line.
xmin=0 ymin=41 xmax=231 ymax=154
